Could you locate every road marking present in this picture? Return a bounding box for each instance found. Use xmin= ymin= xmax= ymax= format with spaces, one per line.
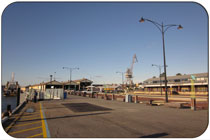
xmin=8 ymin=126 xmax=42 ymax=135
xmin=13 ymin=114 xmax=40 ymax=118
xmin=27 ymin=133 xmax=43 ymax=138
xmin=40 ymin=102 xmax=48 ymax=138
xmin=14 ymin=112 xmax=40 ymax=116
xmin=7 ymin=121 xmax=42 ymax=128
xmin=5 ymin=107 xmax=26 ymax=132
xmin=19 ymin=117 xmax=41 ymax=121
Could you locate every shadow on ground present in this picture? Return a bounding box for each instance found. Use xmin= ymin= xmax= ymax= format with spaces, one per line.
xmin=16 ymin=112 xmax=111 ymax=123
xmin=140 ymin=132 xmax=169 ymax=138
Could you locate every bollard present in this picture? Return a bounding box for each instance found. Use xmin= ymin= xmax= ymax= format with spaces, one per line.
xmin=191 ymin=98 xmax=196 ymax=111
xmin=16 ymin=88 xmax=20 ymax=106
xmin=7 ymin=105 xmax=12 ymax=113
xmin=104 ymin=94 xmax=107 ymax=100
xmin=112 ymin=94 xmax=114 ymax=100
xmin=2 ymin=105 xmax=12 ymax=118
xmin=135 ymin=95 xmax=138 ymax=103
xmin=149 ymin=100 xmax=153 ymax=105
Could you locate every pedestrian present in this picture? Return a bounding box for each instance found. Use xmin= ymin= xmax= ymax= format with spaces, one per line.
xmin=34 ymin=90 xmax=38 ymax=103
xmin=25 ymin=93 xmax=29 ymax=103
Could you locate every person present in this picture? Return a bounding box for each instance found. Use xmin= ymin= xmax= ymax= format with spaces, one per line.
xmin=25 ymin=92 xmax=29 ymax=103
xmin=34 ymin=90 xmax=38 ymax=103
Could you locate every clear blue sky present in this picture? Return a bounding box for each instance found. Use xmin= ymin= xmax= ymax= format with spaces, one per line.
xmin=1 ymin=2 xmax=208 ymax=86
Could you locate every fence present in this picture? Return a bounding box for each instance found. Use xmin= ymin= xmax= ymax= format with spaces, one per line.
xmin=27 ymin=88 xmax=64 ymax=100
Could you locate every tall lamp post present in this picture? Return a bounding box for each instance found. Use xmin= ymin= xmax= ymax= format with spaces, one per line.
xmin=152 ymin=64 xmax=166 ymax=96
xmin=54 ymin=72 xmax=56 ymax=81
xmin=63 ymin=67 xmax=79 ymax=90
xmin=140 ymin=17 xmax=183 ymax=102
xmin=116 ymin=71 xmax=125 ymax=86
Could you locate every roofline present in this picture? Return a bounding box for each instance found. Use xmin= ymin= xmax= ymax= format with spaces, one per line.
xmin=144 ymin=72 xmax=208 ymax=82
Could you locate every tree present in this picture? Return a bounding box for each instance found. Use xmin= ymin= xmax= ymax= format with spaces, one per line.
xmin=160 ymin=72 xmax=166 ymax=77
xmin=176 ymin=73 xmax=182 ymax=76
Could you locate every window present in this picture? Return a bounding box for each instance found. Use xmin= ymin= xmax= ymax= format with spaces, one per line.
xmin=174 ymin=79 xmax=180 ymax=82
xmin=181 ymin=79 xmax=188 ymax=81
xmin=197 ymin=78 xmax=204 ymax=81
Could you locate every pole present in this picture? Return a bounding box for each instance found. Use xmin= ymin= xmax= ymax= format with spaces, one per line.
xmin=122 ymin=73 xmax=124 ymax=85
xmin=191 ymin=79 xmax=196 ymax=110
xmin=54 ymin=72 xmax=56 ymax=81
xmin=70 ymin=69 xmax=72 ymax=90
xmin=16 ymin=88 xmax=20 ymax=106
xmin=162 ymin=23 xmax=168 ymax=102
xmin=140 ymin=17 xmax=182 ymax=102
xmin=159 ymin=66 xmax=162 ymax=95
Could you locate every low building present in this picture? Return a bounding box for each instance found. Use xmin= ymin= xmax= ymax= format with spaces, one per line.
xmin=142 ymin=73 xmax=208 ymax=95
xmin=74 ymin=78 xmax=93 ymax=91
xmin=29 ymin=80 xmax=63 ymax=91
xmin=28 ymin=80 xmax=64 ymax=100
xmin=61 ymin=81 xmax=79 ymax=90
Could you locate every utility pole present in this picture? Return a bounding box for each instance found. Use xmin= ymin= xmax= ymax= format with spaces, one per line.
xmin=63 ymin=67 xmax=79 ymax=90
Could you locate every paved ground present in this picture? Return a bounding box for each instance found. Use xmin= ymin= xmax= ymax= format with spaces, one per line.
xmin=3 ymin=95 xmax=208 ymax=138
xmin=128 ymin=92 xmax=208 ymax=102
xmin=3 ymin=102 xmax=44 ymax=138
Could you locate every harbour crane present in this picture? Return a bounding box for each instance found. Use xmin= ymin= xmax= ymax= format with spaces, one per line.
xmin=125 ymin=54 xmax=138 ymax=86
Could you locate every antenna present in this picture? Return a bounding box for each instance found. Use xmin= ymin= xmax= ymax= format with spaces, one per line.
xmin=11 ymin=72 xmax=15 ymax=82
xmin=50 ymin=75 xmax=53 ymax=82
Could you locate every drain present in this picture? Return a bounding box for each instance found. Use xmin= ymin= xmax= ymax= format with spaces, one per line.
xmin=25 ymin=108 xmax=34 ymax=113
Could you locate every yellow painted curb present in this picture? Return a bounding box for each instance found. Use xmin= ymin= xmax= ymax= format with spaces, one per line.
xmin=40 ymin=103 xmax=47 ymax=138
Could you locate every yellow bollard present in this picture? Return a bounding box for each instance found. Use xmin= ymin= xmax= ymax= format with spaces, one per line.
xmin=190 ymin=77 xmax=196 ymax=111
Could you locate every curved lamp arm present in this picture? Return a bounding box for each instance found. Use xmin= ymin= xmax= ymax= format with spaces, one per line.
xmin=140 ymin=17 xmax=183 ymax=34
xmin=139 ymin=17 xmax=162 ymax=33
xmin=163 ymin=24 xmax=182 ymax=33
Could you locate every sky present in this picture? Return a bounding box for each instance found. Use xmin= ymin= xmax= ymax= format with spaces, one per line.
xmin=1 ymin=2 xmax=208 ymax=86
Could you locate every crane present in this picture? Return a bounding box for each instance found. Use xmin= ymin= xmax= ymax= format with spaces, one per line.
xmin=125 ymin=54 xmax=138 ymax=86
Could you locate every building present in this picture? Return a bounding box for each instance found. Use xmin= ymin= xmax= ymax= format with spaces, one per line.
xmin=142 ymin=73 xmax=208 ymax=95
xmin=61 ymin=81 xmax=79 ymax=91
xmin=29 ymin=80 xmax=63 ymax=92
xmin=74 ymin=78 xmax=93 ymax=91
xmin=28 ymin=78 xmax=92 ymax=92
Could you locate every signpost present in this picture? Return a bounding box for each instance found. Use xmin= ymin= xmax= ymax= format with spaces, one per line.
xmin=191 ymin=75 xmax=196 ymax=110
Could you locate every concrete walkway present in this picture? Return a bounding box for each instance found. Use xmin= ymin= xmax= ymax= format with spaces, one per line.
xmin=3 ymin=95 xmax=208 ymax=138
xmin=3 ymin=102 xmax=45 ymax=138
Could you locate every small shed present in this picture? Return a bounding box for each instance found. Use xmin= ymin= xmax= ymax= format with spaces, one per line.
xmin=28 ymin=80 xmax=64 ymax=100
xmin=74 ymin=78 xmax=93 ymax=91
xmin=62 ymin=81 xmax=79 ymax=90
xmin=44 ymin=80 xmax=63 ymax=89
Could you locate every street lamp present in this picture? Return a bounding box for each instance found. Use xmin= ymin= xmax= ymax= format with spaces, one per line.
xmin=54 ymin=72 xmax=56 ymax=81
xmin=63 ymin=67 xmax=79 ymax=90
xmin=90 ymin=75 xmax=102 ymax=92
xmin=140 ymin=17 xmax=183 ymax=102
xmin=152 ymin=64 xmax=167 ymax=96
xmin=116 ymin=71 xmax=125 ymax=86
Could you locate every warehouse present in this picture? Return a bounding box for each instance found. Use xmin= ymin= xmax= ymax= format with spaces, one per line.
xmin=142 ymin=73 xmax=208 ymax=95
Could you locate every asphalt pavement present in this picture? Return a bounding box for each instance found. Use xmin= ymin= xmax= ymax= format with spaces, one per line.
xmin=43 ymin=95 xmax=208 ymax=138
xmin=3 ymin=94 xmax=208 ymax=138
